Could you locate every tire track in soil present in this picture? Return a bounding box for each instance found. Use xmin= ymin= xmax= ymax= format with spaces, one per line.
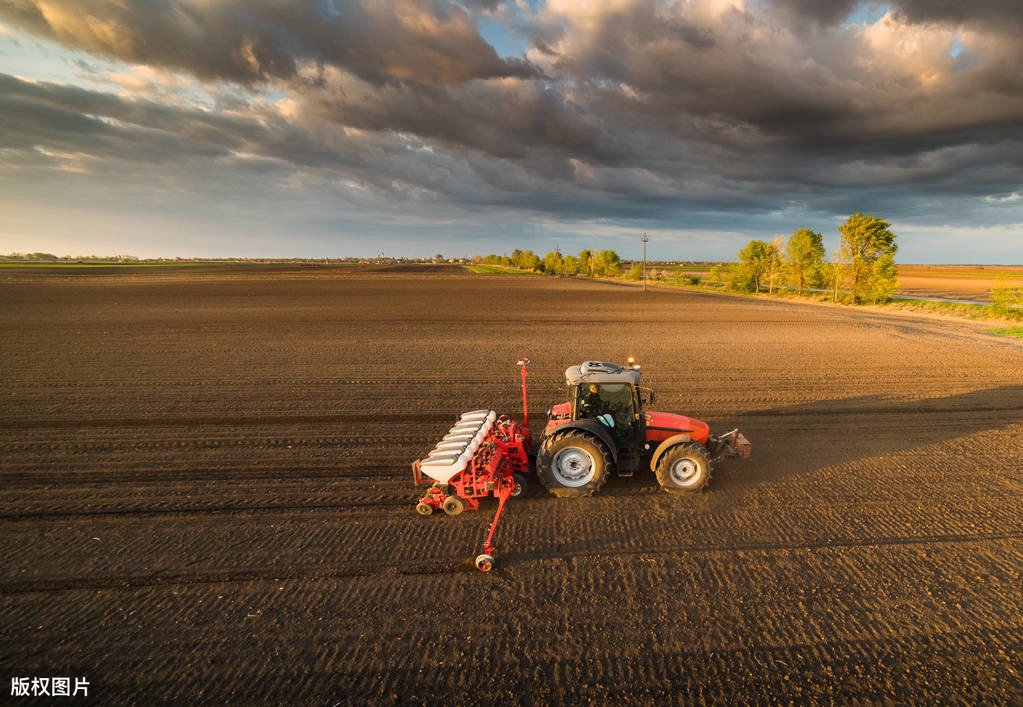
xmin=3 ymin=530 xmax=1018 ymax=594
xmin=0 ymin=412 xmax=458 ymax=430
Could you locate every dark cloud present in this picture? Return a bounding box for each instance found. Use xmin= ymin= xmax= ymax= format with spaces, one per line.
xmin=771 ymin=0 xmax=1023 ymax=28
xmin=769 ymin=0 xmax=858 ymax=26
xmin=526 ymin=1 xmax=1023 ymax=158
xmin=0 ymin=72 xmax=580 ymax=209
xmin=299 ymin=74 xmax=629 ymax=171
xmin=0 ymin=0 xmax=540 ymax=85
xmin=891 ymin=0 xmax=1023 ymax=28
xmin=464 ymin=0 xmax=506 ymax=10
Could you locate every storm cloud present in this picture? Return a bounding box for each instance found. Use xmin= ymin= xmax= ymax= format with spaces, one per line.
xmin=0 ymin=0 xmax=541 ymax=85
xmin=0 ymin=0 xmax=1020 ymax=259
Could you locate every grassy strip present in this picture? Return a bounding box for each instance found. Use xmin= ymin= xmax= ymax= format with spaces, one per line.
xmin=641 ymin=277 xmax=1021 ymax=322
xmin=884 ymin=298 xmax=1022 ymax=321
xmin=656 ymin=265 xmax=714 ymax=273
xmin=464 ymin=264 xmax=535 ymax=275
xmin=984 ymin=326 xmax=1023 ymax=338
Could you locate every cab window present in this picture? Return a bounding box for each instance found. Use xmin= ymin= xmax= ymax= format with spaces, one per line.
xmin=576 ymin=383 xmax=636 ymax=430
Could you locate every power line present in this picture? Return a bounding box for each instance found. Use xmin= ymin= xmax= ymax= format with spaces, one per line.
xmin=641 ymin=232 xmax=649 ymax=292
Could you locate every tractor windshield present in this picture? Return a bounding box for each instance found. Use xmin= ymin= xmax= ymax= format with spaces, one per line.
xmin=576 ymin=383 xmax=636 ymax=446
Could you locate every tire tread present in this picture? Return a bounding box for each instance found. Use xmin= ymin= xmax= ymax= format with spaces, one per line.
xmin=536 ymin=430 xmax=613 ymax=498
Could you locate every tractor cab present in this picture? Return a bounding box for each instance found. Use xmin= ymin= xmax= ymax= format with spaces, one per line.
xmin=549 ymin=360 xmax=649 ymax=475
xmin=568 ymin=361 xmax=641 ymax=451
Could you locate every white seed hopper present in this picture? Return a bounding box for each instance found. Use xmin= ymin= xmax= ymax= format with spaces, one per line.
xmin=418 ymin=410 xmax=497 ymax=484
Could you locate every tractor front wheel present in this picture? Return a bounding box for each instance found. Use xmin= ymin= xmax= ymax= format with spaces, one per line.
xmin=655 ymin=442 xmax=711 ymax=493
xmin=536 ymin=431 xmax=611 ymax=498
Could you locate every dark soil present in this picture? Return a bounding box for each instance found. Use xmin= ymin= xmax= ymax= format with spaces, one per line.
xmin=1 ymin=264 xmax=1020 ymax=703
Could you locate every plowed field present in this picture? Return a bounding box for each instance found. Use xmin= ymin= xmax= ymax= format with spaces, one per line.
xmin=2 ymin=265 xmax=1021 ymax=703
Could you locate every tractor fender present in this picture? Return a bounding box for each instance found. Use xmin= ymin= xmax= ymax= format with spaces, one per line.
xmin=649 ymin=433 xmax=693 ymax=471
xmin=543 ymin=419 xmax=618 ymax=464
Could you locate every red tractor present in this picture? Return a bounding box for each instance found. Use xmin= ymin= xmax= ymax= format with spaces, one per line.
xmin=536 ymin=359 xmax=750 ymax=496
xmin=412 ymin=358 xmax=750 ymax=570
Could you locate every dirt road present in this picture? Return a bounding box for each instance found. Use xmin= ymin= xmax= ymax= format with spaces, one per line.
xmin=2 ymin=265 xmax=1020 ymax=703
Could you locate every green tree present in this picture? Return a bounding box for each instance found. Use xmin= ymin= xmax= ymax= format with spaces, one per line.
xmin=868 ymin=254 xmax=899 ymax=304
xmin=829 ymin=249 xmax=846 ymax=302
xmin=785 ymin=228 xmax=826 ymax=295
xmin=708 ymin=264 xmax=722 ymax=285
xmin=434 ymin=253 xmax=444 ymax=262
xmin=734 ymin=240 xmax=773 ymax=293
xmin=543 ymin=250 xmax=564 ymax=274
xmin=839 ymin=213 xmax=898 ymax=303
xmin=628 ymin=263 xmax=643 ymax=280
xmin=510 ymin=249 xmax=523 ymax=268
xmin=766 ymin=236 xmax=784 ymax=294
xmin=577 ymin=249 xmax=594 ymax=276
xmin=593 ymin=250 xmax=622 ymax=277
xmin=561 ymin=255 xmax=580 ymax=275
xmin=517 ymin=250 xmax=542 ymax=271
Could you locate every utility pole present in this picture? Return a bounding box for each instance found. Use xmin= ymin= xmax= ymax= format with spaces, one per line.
xmin=641 ymin=232 xmax=649 ymax=292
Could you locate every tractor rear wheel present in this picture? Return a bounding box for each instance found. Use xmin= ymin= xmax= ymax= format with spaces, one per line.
xmin=536 ymin=431 xmax=612 ymax=498
xmin=655 ymin=442 xmax=711 ymax=493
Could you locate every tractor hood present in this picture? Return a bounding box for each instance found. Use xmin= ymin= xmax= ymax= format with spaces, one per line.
xmin=644 ymin=411 xmax=709 ymax=445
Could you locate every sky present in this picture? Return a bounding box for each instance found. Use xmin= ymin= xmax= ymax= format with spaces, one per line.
xmin=0 ymin=0 xmax=1021 ymax=262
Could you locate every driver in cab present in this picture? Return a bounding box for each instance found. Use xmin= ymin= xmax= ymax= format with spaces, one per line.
xmin=578 ymin=383 xmax=618 ymax=428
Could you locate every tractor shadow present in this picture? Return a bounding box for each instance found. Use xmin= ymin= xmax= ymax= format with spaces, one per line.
xmin=698 ymin=383 xmax=1023 ymax=490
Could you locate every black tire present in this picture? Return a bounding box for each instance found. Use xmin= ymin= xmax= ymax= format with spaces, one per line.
xmin=415 ymin=502 xmax=433 ymax=516
xmin=536 ymin=431 xmax=612 ymax=498
xmin=442 ymin=496 xmax=465 ymax=516
xmin=655 ymin=442 xmax=711 ymax=493
xmin=511 ymin=473 xmax=527 ymax=498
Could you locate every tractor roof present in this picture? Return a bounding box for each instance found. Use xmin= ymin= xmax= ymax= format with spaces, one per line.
xmin=565 ymin=361 xmax=641 ymax=386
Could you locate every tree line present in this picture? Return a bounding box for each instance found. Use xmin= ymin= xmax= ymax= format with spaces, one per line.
xmin=481 ymin=248 xmax=623 ymax=277
xmin=731 ymin=212 xmax=899 ymax=304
